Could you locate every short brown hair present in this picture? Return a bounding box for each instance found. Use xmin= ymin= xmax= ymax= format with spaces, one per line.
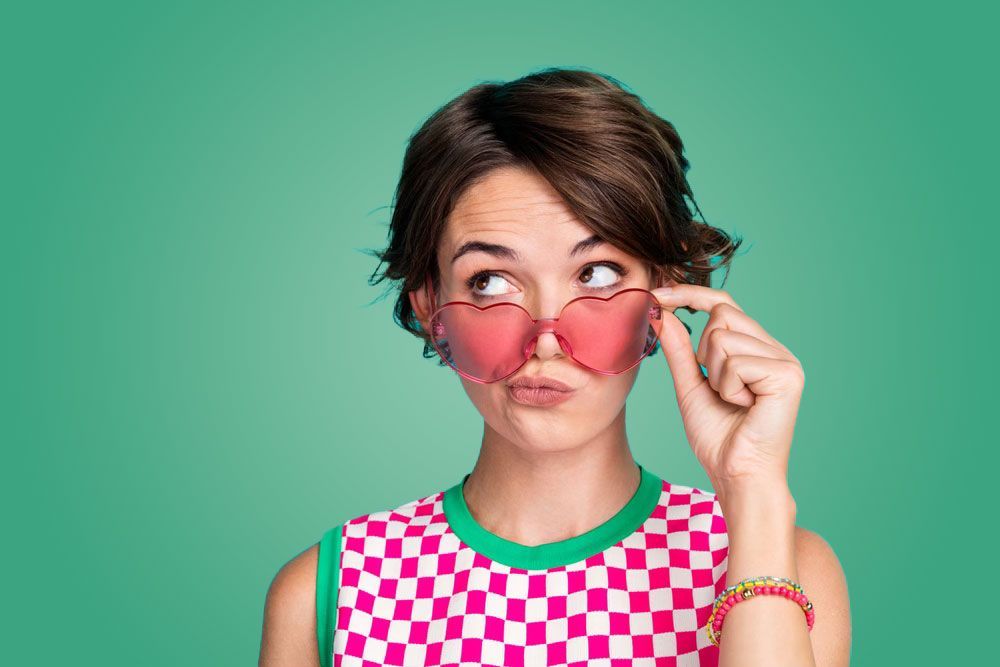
xmin=365 ymin=66 xmax=744 ymax=363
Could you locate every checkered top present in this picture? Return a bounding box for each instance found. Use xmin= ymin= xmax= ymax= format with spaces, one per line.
xmin=327 ymin=466 xmax=729 ymax=666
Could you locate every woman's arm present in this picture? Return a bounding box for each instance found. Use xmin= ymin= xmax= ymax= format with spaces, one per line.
xmin=650 ymin=283 xmax=852 ymax=665
xmin=259 ymin=544 xmax=322 ymax=667
xmin=716 ymin=481 xmax=852 ymax=667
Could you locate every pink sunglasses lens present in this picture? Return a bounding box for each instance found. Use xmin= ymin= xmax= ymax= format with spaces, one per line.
xmin=558 ymin=290 xmax=662 ymax=373
xmin=431 ymin=303 xmax=532 ymax=382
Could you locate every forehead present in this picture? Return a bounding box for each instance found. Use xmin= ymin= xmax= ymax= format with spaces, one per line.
xmin=440 ymin=166 xmax=595 ymax=262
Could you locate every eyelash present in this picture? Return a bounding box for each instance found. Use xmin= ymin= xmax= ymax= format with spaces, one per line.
xmin=463 ymin=261 xmax=630 ymax=299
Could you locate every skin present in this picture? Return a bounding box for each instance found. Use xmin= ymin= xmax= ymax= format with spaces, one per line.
xmin=259 ymin=165 xmax=852 ymax=666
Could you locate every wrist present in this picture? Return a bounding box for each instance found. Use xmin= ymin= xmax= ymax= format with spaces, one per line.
xmin=711 ymin=475 xmax=796 ymax=515
xmin=715 ymin=484 xmax=800 ymax=584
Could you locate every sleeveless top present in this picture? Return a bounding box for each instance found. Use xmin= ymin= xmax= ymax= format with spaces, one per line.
xmin=316 ymin=461 xmax=730 ymax=667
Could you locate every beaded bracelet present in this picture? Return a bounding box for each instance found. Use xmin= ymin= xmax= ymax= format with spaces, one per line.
xmin=705 ymin=575 xmax=815 ymax=647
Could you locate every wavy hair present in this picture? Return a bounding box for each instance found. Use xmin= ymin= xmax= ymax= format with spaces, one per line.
xmin=364 ymin=66 xmax=744 ymax=363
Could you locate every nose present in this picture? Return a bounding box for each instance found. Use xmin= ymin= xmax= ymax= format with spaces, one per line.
xmin=524 ymin=320 xmax=572 ymax=361
xmin=522 ymin=294 xmax=572 ymax=360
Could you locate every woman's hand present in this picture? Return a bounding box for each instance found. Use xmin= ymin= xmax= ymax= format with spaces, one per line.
xmin=651 ymin=284 xmax=805 ymax=496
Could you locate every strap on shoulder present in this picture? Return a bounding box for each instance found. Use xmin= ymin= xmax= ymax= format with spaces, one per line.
xmin=316 ymin=524 xmax=342 ymax=667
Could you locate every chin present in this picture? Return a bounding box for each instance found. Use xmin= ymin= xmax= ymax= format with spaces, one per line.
xmin=501 ymin=421 xmax=600 ymax=455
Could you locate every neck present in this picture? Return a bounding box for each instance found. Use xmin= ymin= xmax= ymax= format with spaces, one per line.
xmin=461 ymin=408 xmax=642 ymax=547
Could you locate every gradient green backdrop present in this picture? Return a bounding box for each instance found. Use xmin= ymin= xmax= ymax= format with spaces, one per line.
xmin=5 ymin=1 xmax=994 ymax=665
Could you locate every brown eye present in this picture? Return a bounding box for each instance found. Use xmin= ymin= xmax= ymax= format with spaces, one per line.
xmin=465 ymin=271 xmax=515 ymax=298
xmin=580 ymin=262 xmax=625 ymax=289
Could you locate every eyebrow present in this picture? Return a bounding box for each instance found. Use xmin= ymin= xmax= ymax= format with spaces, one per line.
xmin=450 ymin=233 xmax=606 ymax=265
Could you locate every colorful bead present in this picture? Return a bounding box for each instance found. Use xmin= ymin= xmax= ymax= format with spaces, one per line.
xmin=706 ymin=575 xmax=815 ymax=647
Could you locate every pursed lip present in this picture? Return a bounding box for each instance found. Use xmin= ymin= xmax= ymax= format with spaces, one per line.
xmin=506 ymin=375 xmax=573 ymax=392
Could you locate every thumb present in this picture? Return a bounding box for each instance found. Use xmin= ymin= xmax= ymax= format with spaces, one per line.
xmin=652 ymin=289 xmax=706 ymax=401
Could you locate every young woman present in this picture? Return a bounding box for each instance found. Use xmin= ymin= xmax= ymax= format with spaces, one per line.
xmin=260 ymin=67 xmax=851 ymax=667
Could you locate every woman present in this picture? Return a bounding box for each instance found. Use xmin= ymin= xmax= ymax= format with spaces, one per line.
xmin=260 ymin=67 xmax=851 ymax=667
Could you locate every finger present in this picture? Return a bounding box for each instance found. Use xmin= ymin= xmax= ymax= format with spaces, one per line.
xmin=652 ymin=283 xmax=745 ymax=315
xmin=651 ymin=285 xmax=792 ymax=362
xmin=696 ymin=303 xmax=794 ymax=366
xmin=654 ymin=305 xmax=707 ymax=402
xmin=707 ymin=369 xmax=756 ymax=408
xmin=716 ymin=355 xmax=805 ymax=442
xmin=703 ymin=330 xmax=788 ymax=408
xmin=702 ymin=328 xmax=793 ymax=393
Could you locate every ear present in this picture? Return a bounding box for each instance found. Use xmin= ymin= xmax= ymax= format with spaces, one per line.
xmin=409 ymin=280 xmax=433 ymax=332
xmin=659 ymin=275 xmax=681 ymax=289
xmin=650 ymin=265 xmax=681 ymax=290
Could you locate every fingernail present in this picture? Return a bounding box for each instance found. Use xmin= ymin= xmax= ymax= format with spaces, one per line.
xmin=652 ymin=287 xmax=673 ymax=298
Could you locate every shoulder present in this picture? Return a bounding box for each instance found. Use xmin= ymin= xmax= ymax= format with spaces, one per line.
xmin=792 ymin=525 xmax=847 ymax=591
xmin=259 ymin=542 xmax=321 ymax=667
xmin=793 ymin=525 xmax=853 ymax=666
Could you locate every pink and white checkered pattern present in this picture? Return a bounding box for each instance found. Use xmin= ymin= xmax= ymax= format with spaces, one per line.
xmin=332 ymin=479 xmax=729 ymax=666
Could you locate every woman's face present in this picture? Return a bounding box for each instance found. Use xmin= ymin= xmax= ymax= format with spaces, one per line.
xmin=411 ymin=165 xmax=665 ymax=454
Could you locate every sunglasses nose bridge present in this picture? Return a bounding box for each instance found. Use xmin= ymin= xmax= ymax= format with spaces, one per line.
xmin=522 ymin=317 xmax=573 ymax=359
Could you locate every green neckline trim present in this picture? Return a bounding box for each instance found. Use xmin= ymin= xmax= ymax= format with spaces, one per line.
xmin=442 ymin=460 xmax=662 ymax=570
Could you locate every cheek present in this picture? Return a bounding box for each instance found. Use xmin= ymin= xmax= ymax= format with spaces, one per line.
xmin=588 ymin=372 xmax=639 ymax=406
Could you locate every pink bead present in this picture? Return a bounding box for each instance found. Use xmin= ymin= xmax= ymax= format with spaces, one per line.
xmin=711 ymin=578 xmax=818 ymax=646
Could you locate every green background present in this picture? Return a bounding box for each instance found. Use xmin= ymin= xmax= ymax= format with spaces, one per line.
xmin=4 ymin=1 xmax=994 ymax=664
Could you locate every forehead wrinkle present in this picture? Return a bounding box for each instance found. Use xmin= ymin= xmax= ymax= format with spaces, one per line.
xmin=445 ymin=184 xmax=603 ymax=271
xmin=445 ymin=207 xmax=582 ymax=265
xmin=451 ymin=201 xmax=575 ymax=227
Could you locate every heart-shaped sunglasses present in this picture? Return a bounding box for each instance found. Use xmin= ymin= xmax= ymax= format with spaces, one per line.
xmin=425 ymin=277 xmax=664 ymax=384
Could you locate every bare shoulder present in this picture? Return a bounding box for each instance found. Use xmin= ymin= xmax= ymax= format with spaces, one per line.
xmin=259 ymin=542 xmax=321 ymax=667
xmin=793 ymin=526 xmax=853 ymax=667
